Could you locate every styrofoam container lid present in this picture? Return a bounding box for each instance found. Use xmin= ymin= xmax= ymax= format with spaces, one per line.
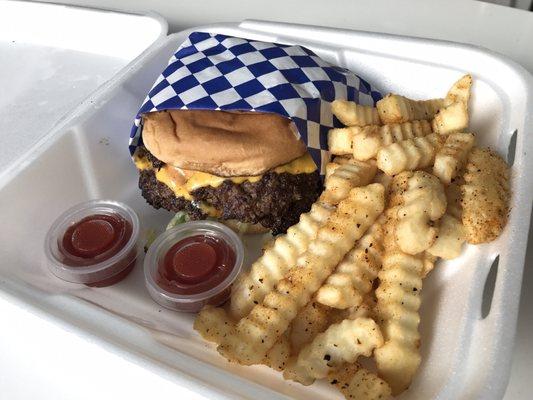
xmin=0 ymin=0 xmax=167 ymax=182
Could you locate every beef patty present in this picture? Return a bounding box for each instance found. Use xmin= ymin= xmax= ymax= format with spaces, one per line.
xmin=137 ymin=150 xmax=322 ymax=234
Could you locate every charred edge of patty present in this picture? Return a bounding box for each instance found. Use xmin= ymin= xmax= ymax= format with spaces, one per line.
xmin=138 ymin=169 xmax=206 ymax=220
xmin=191 ymin=171 xmax=321 ymax=235
xmin=136 ymin=146 xmax=165 ymax=170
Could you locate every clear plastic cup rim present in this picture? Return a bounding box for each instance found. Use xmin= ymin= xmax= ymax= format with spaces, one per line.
xmin=144 ymin=220 xmax=244 ymax=305
xmin=44 ymin=199 xmax=140 ymax=283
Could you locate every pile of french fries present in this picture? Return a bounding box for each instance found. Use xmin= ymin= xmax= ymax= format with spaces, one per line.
xmin=194 ymin=74 xmax=511 ymax=399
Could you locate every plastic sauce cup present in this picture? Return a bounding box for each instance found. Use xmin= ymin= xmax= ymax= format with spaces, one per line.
xmin=144 ymin=221 xmax=244 ymax=312
xmin=44 ymin=200 xmax=140 ymax=287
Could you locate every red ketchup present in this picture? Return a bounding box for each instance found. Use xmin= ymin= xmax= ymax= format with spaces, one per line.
xmin=156 ymin=235 xmax=235 ymax=300
xmin=58 ymin=213 xmax=134 ymax=287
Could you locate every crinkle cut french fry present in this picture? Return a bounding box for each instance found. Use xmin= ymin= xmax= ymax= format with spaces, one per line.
xmin=374 ymin=215 xmax=425 ymax=395
xmin=332 ymin=99 xmax=381 ymax=126
xmin=432 ymin=75 xmax=472 ymax=135
xmin=229 ymin=203 xmax=333 ymax=320
xmin=285 ymin=318 xmax=383 ymax=384
xmin=432 ymin=102 xmax=469 ymax=135
xmin=328 ymin=121 xmax=432 ymax=161
xmin=433 ymin=132 xmax=475 ymax=184
xmin=376 ymin=74 xmax=472 ymax=125
xmin=328 ymin=127 xmax=356 ymax=156
xmin=461 ymin=148 xmax=511 ymax=244
xmin=355 ymin=120 xmax=432 ymax=161
xmin=376 ymin=133 xmax=445 ymax=176
xmin=328 ymin=364 xmax=393 ymax=400
xmin=217 ymin=184 xmax=385 ymax=365
xmin=263 ymin=330 xmax=291 ymax=371
xmin=351 ymin=126 xmax=382 ymax=161
xmin=394 ymin=171 xmax=447 ymax=255
xmin=325 ymin=156 xmax=365 ymax=178
xmin=445 ymin=74 xmax=472 ymax=105
xmin=290 ymin=300 xmax=345 ymax=355
xmin=376 ymin=74 xmax=471 ymax=125
xmin=194 ymin=306 xmax=234 ymax=345
xmin=320 ymin=160 xmax=377 ymax=206
xmin=377 ymin=94 xmax=446 ymax=124
xmin=351 ymin=121 xmax=433 ymax=161
xmin=374 ymin=205 xmax=425 ymax=395
xmin=427 ymin=214 xmax=466 ymax=260
xmin=374 ymin=251 xmax=424 ymax=395
xmin=316 ymin=216 xmax=385 ymax=309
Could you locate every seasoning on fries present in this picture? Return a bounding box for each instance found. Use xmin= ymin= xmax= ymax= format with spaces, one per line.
xmin=193 ymin=74 xmax=512 ymax=400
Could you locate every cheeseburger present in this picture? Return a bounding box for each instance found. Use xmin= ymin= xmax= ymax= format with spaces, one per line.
xmin=134 ymin=109 xmax=321 ymax=234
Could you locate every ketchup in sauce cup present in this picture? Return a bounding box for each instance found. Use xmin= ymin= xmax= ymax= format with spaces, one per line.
xmin=144 ymin=221 xmax=244 ymax=312
xmin=45 ymin=200 xmax=140 ymax=286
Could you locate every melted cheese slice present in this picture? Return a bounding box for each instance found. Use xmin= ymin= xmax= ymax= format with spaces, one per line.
xmin=154 ymin=166 xmax=191 ymax=200
xmin=134 ymin=152 xmax=317 ymax=216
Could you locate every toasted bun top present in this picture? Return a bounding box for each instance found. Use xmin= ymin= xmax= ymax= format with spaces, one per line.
xmin=141 ymin=110 xmax=307 ymax=176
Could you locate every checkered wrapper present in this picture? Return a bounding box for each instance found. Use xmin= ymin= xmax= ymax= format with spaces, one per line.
xmin=129 ymin=32 xmax=382 ymax=175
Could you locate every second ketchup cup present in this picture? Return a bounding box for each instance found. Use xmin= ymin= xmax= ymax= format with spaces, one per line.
xmin=144 ymin=221 xmax=244 ymax=312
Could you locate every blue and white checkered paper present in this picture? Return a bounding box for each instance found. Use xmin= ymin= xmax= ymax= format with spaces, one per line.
xmin=130 ymin=32 xmax=382 ymax=175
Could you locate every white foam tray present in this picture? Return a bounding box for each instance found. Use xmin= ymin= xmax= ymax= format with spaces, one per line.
xmin=0 ymin=20 xmax=531 ymax=400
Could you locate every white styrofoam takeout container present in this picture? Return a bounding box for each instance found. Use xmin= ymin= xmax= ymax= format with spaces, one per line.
xmin=0 ymin=0 xmax=167 ymax=179
xmin=0 ymin=19 xmax=531 ymax=400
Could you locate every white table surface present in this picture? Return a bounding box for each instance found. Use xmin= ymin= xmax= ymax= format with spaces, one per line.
xmin=2 ymin=0 xmax=532 ymax=399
